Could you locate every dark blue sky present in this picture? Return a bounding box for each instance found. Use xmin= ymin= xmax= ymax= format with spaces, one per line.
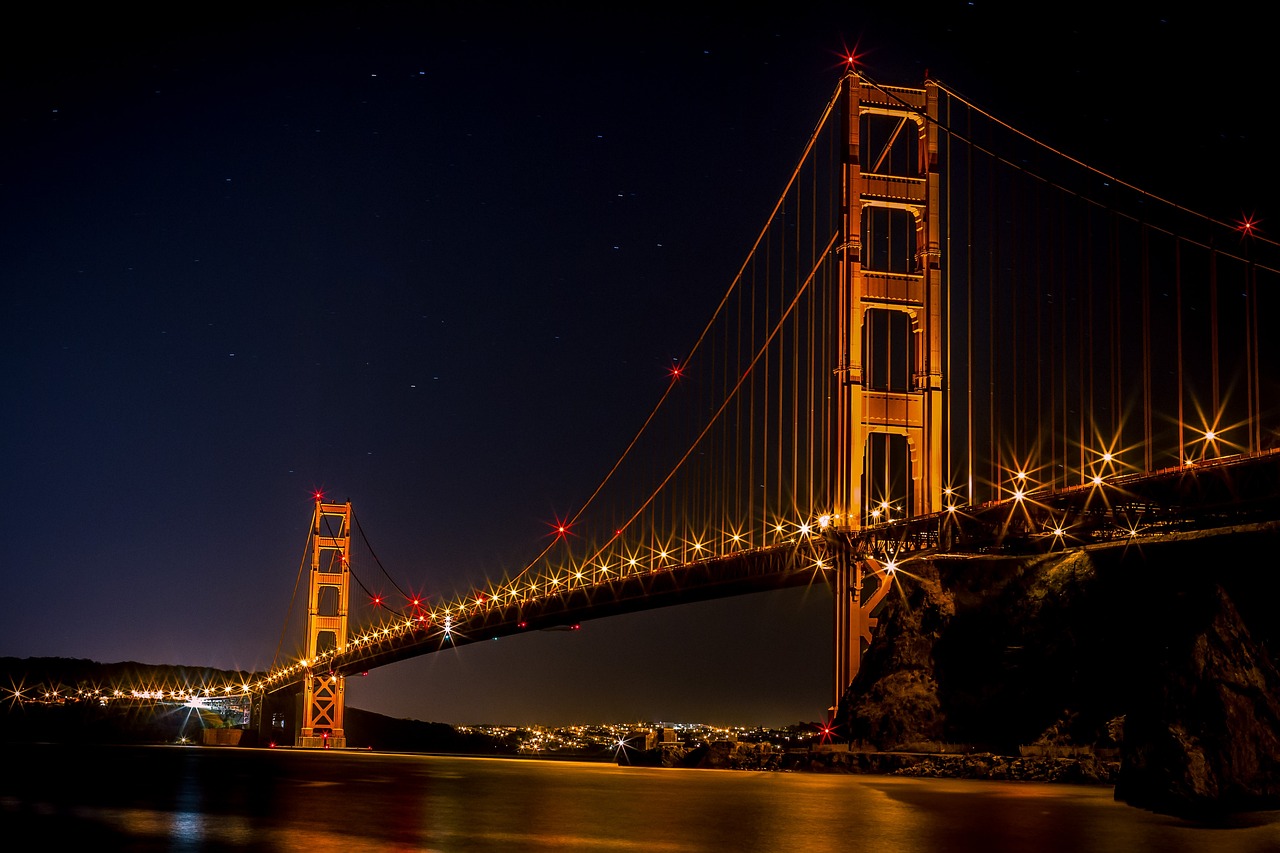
xmin=4 ymin=5 xmax=1270 ymax=726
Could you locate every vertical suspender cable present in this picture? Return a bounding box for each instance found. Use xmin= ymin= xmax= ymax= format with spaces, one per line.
xmin=1033 ymin=177 xmax=1042 ymax=473
xmin=760 ymin=236 xmax=768 ymax=539
xmin=775 ymin=218 xmax=784 ymax=523
xmin=1175 ymin=238 xmax=1184 ymax=463
xmin=1210 ymin=249 xmax=1220 ymax=429
xmin=788 ymin=178 xmax=798 ymax=512
xmin=1058 ymin=191 xmax=1068 ymax=489
xmin=1110 ymin=215 xmax=1121 ymax=449
xmin=1044 ymin=183 xmax=1054 ymax=481
xmin=748 ymin=242 xmax=756 ymax=529
xmin=988 ymin=144 xmax=998 ymax=496
xmin=1141 ymin=225 xmax=1152 ymax=471
xmin=1246 ymin=258 xmax=1258 ymax=452
xmin=1012 ymin=163 xmax=1021 ymax=461
xmin=966 ymin=105 xmax=975 ymax=502
xmin=1251 ymin=260 xmax=1260 ymax=452
xmin=1077 ymin=198 xmax=1087 ymax=483
xmin=1087 ymin=211 xmax=1096 ymax=471
xmin=807 ymin=152 xmax=817 ymax=513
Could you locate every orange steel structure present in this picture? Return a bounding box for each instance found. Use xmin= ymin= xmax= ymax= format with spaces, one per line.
xmin=298 ymin=500 xmax=352 ymax=748
xmin=833 ymin=73 xmax=944 ymax=705
xmin=835 ymin=73 xmax=944 ymax=525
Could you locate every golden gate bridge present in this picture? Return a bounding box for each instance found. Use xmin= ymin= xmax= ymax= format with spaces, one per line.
xmin=38 ymin=68 xmax=1280 ymax=746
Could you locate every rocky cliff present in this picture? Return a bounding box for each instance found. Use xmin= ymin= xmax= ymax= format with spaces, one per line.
xmin=838 ymin=522 xmax=1280 ymax=819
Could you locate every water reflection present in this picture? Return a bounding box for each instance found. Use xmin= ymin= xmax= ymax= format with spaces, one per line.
xmin=2 ymin=745 xmax=1277 ymax=852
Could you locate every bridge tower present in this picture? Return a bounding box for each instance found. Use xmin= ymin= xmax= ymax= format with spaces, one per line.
xmin=832 ymin=72 xmax=944 ymax=708
xmin=298 ymin=499 xmax=351 ymax=748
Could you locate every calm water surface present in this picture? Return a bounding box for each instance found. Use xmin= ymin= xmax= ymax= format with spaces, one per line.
xmin=2 ymin=744 xmax=1277 ymax=851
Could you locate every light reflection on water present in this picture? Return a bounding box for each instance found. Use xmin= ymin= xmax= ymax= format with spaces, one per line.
xmin=2 ymin=744 xmax=1277 ymax=852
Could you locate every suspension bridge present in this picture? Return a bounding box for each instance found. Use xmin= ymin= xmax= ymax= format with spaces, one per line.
xmin=65 ymin=68 xmax=1280 ymax=746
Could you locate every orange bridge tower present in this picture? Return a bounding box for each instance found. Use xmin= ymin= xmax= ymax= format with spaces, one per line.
xmin=298 ymin=499 xmax=351 ymax=748
xmin=833 ymin=71 xmax=944 ymax=710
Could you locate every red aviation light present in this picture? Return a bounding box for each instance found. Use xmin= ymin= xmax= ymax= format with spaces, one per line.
xmin=818 ymin=717 xmax=836 ymax=743
xmin=1236 ymin=213 xmax=1261 ymax=238
xmin=836 ymin=38 xmax=865 ymax=73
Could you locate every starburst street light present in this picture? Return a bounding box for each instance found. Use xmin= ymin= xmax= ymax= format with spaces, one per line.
xmin=870 ymin=500 xmax=893 ymax=525
xmin=1199 ymin=428 xmax=1222 ymax=461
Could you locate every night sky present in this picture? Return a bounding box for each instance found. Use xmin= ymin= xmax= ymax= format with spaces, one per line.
xmin=4 ymin=5 xmax=1272 ymax=726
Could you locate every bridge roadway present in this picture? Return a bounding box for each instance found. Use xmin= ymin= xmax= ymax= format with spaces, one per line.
xmin=263 ymin=450 xmax=1279 ymax=693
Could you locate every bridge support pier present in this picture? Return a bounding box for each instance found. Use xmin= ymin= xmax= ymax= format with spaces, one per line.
xmin=832 ymin=552 xmax=895 ymax=717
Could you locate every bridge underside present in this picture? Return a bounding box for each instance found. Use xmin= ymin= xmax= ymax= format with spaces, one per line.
xmin=298 ymin=541 xmax=836 ymax=683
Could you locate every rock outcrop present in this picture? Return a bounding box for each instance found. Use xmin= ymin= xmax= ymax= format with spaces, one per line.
xmin=838 ymin=523 xmax=1280 ymax=818
xmin=1114 ymin=582 xmax=1280 ymax=819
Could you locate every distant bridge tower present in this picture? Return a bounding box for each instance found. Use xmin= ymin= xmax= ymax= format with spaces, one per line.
xmin=298 ymin=500 xmax=351 ymax=748
xmin=833 ymin=72 xmax=944 ymax=709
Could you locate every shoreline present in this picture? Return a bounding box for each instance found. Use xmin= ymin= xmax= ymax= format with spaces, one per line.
xmin=784 ymin=748 xmax=1119 ymax=784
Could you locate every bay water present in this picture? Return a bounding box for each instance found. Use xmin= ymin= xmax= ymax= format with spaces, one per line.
xmin=2 ymin=743 xmax=1277 ymax=851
